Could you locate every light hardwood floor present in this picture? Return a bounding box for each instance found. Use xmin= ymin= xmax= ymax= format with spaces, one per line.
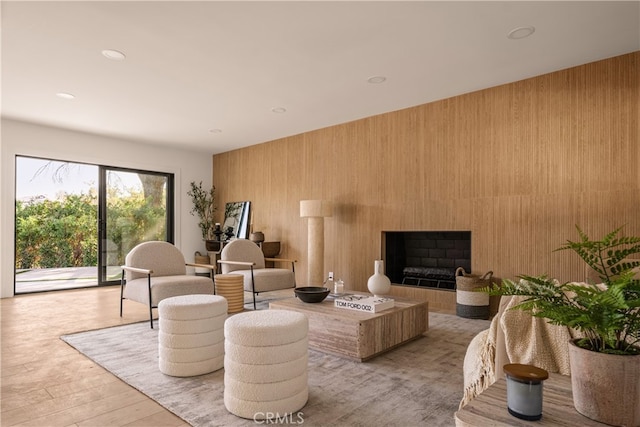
xmin=1 ymin=286 xmax=189 ymax=427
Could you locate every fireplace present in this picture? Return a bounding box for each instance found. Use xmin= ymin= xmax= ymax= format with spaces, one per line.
xmin=383 ymin=231 xmax=471 ymax=290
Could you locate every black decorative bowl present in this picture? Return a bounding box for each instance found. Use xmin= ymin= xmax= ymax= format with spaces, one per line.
xmin=294 ymin=287 xmax=330 ymax=303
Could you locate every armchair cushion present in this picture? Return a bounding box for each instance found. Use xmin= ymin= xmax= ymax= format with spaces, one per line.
xmin=120 ymin=240 xmax=216 ymax=327
xmin=123 ymin=275 xmax=215 ymax=306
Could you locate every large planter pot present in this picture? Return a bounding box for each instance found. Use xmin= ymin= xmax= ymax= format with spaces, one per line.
xmin=568 ymin=339 xmax=640 ymax=426
xmin=205 ymin=240 xmax=222 ymax=252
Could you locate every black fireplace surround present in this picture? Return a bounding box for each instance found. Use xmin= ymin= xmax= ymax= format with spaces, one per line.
xmin=383 ymin=231 xmax=471 ymax=291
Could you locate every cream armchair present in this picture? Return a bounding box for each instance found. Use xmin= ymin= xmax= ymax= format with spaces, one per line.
xmin=120 ymin=241 xmax=216 ymax=328
xmin=218 ymin=238 xmax=296 ymax=309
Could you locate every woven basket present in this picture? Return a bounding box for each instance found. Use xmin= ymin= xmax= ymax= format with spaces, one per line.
xmin=455 ymin=267 xmax=493 ymax=319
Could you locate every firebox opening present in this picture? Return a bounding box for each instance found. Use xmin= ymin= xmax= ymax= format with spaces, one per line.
xmin=383 ymin=231 xmax=471 ymax=291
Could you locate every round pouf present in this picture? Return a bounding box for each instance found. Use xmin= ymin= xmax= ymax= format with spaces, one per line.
xmin=224 ymin=310 xmax=309 ymax=420
xmin=214 ymin=274 xmax=244 ymax=314
xmin=158 ymin=294 xmax=228 ymax=377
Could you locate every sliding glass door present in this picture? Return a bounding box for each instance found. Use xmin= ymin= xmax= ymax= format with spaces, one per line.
xmin=15 ymin=157 xmax=99 ymax=292
xmin=98 ymin=167 xmax=174 ymax=284
xmin=15 ymin=156 xmax=174 ymax=293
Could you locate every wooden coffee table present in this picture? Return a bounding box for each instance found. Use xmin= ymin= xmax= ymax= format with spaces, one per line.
xmin=269 ymin=294 xmax=428 ymax=361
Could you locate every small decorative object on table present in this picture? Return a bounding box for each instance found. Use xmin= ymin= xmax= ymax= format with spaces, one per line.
xmin=224 ymin=226 xmax=235 ymax=241
xmin=294 ymin=286 xmax=330 ymax=303
xmin=260 ymin=241 xmax=281 ymax=258
xmin=213 ymin=223 xmax=223 ymax=241
xmin=249 ymin=231 xmax=265 ymax=243
xmin=334 ymin=294 xmax=394 ymax=313
xmin=503 ymin=364 xmax=549 ymax=421
xmin=333 ymin=279 xmax=344 ymax=295
xmin=367 ymin=259 xmax=391 ymax=297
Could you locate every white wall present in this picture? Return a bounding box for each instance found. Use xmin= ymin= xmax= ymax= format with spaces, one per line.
xmin=1 ymin=118 xmax=214 ymax=298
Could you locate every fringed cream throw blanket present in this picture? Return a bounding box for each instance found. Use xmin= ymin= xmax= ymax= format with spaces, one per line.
xmin=459 ymin=295 xmax=574 ymax=409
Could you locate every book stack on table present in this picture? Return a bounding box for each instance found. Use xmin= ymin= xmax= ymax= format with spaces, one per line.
xmin=333 ymin=294 xmax=394 ymax=313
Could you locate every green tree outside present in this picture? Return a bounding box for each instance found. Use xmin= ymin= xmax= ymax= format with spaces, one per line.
xmin=16 ymin=187 xmax=166 ymax=270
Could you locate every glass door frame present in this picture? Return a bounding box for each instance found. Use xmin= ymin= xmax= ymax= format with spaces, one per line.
xmin=14 ymin=155 xmax=100 ymax=294
xmin=97 ymin=166 xmax=174 ymax=285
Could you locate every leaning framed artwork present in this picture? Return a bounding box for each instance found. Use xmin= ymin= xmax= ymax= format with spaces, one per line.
xmin=222 ymin=201 xmax=251 ymax=240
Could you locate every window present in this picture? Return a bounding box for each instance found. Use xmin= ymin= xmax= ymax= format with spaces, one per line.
xmin=15 ymin=156 xmax=174 ymax=293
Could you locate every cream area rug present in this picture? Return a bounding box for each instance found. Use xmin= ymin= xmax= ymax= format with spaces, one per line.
xmin=61 ymin=302 xmax=490 ymax=427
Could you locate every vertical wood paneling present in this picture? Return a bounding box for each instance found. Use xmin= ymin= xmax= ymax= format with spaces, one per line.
xmin=213 ymin=52 xmax=639 ymax=308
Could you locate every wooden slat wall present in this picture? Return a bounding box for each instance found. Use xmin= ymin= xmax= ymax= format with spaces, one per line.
xmin=213 ymin=52 xmax=639 ymax=308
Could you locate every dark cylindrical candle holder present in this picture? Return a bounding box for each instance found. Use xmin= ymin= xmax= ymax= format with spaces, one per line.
xmin=503 ymin=363 xmax=549 ymax=421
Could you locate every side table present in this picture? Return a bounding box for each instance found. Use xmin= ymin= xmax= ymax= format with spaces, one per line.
xmin=214 ymin=274 xmax=244 ymax=313
xmin=207 ymin=241 xmax=225 ymax=274
xmin=454 ymin=373 xmax=607 ymax=426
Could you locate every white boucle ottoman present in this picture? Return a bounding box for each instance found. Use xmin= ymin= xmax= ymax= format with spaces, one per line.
xmin=158 ymin=294 xmax=227 ymax=377
xmin=224 ymin=309 xmax=309 ymax=420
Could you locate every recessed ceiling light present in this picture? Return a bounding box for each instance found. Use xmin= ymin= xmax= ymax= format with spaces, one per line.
xmin=367 ymin=76 xmax=387 ymax=84
xmin=507 ymin=26 xmax=535 ymax=40
xmin=56 ymin=92 xmax=75 ymax=100
xmin=209 ymin=128 xmax=222 ymax=134
xmin=271 ymin=107 xmax=287 ymax=114
xmin=102 ymin=49 xmax=126 ymax=60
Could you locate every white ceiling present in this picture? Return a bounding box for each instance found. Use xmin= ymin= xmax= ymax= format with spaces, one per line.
xmin=2 ymin=1 xmax=639 ymax=154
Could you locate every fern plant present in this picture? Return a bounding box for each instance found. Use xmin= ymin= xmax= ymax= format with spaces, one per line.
xmin=484 ymin=226 xmax=640 ymax=355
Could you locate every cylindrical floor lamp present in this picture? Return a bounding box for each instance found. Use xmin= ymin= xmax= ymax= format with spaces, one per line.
xmin=300 ymin=200 xmax=333 ymax=286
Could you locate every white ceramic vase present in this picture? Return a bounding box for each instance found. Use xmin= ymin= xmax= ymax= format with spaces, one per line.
xmin=367 ymin=260 xmax=391 ymax=297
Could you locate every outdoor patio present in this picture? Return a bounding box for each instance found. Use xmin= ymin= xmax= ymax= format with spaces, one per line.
xmin=15 ymin=266 xmax=123 ymax=293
